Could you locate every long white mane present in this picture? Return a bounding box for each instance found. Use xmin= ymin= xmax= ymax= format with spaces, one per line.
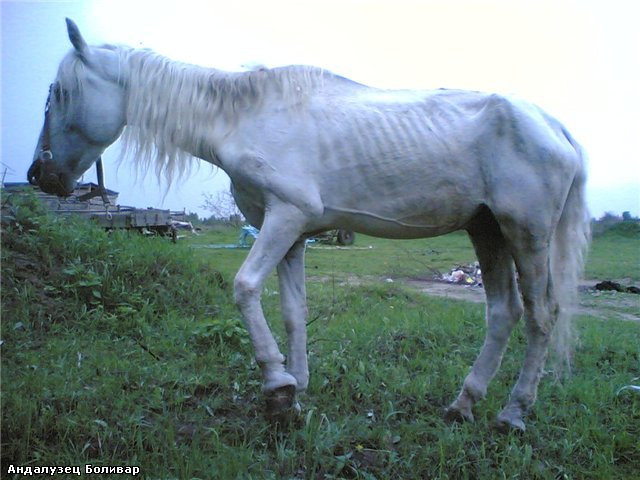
xmin=57 ymin=46 xmax=332 ymax=184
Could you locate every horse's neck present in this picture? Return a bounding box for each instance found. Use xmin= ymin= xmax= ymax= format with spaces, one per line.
xmin=123 ymin=50 xmax=232 ymax=166
xmin=121 ymin=51 xmax=330 ymax=171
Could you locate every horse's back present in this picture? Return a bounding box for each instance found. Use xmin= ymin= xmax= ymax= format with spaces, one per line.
xmin=226 ymin=78 xmax=582 ymax=239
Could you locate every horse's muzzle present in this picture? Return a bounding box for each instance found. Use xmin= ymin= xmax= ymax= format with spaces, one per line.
xmin=27 ymin=158 xmax=43 ymax=186
xmin=27 ymin=159 xmax=74 ymax=197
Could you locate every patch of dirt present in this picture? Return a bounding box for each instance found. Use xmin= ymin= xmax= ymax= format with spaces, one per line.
xmin=576 ymin=281 xmax=640 ymax=322
xmin=395 ymin=277 xmax=639 ymax=322
xmin=1 ymin=252 xmax=65 ymax=313
xmin=402 ymin=277 xmax=487 ymax=304
xmin=307 ymin=273 xmax=638 ymax=321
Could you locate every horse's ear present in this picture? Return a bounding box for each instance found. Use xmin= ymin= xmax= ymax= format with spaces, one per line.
xmin=66 ymin=18 xmax=89 ymax=59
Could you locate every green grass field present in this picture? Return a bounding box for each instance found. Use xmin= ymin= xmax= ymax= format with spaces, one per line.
xmin=2 ymin=196 xmax=639 ymax=479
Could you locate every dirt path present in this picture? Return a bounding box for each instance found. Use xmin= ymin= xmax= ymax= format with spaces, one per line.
xmin=398 ymin=277 xmax=640 ymax=322
xmin=309 ymin=273 xmax=639 ymax=322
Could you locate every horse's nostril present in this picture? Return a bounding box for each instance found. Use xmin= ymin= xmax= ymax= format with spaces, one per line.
xmin=27 ymin=160 xmax=43 ymax=185
xmin=45 ymin=173 xmax=60 ymax=184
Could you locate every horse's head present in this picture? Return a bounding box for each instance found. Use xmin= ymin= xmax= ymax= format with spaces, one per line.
xmin=28 ymin=19 xmax=127 ymax=196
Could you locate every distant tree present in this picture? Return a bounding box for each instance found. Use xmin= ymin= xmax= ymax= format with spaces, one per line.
xmin=596 ymin=212 xmax=622 ymax=229
xmin=184 ymin=212 xmax=201 ymax=225
xmin=592 ymin=212 xmax=620 ymax=235
xmin=592 ymin=211 xmax=639 ymax=236
xmin=598 ymin=212 xmax=620 ymax=223
xmin=201 ymin=190 xmax=244 ymax=226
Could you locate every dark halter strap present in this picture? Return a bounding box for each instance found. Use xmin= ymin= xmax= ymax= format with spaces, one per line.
xmin=39 ymin=83 xmax=55 ymax=162
xmin=29 ymin=83 xmax=111 ymax=207
xmin=28 ymin=83 xmax=55 ymax=186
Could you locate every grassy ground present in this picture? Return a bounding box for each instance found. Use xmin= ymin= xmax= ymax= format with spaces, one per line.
xmin=2 ymin=197 xmax=639 ymax=479
xmin=585 ymin=225 xmax=640 ymax=282
xmin=189 ymin=226 xmax=479 ymax=281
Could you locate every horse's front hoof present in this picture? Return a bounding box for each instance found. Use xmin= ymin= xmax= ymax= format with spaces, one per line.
xmin=444 ymin=405 xmax=475 ymax=424
xmin=264 ymin=384 xmax=300 ymax=421
xmin=494 ymin=412 xmax=526 ymax=433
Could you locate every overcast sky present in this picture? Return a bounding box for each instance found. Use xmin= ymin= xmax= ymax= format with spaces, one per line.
xmin=2 ymin=0 xmax=639 ymax=218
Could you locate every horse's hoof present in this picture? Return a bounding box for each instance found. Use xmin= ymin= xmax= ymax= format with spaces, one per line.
xmin=444 ymin=406 xmax=474 ymax=424
xmin=494 ymin=413 xmax=526 ymax=433
xmin=264 ymin=384 xmax=299 ymax=421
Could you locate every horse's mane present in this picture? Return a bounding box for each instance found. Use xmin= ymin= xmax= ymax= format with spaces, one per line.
xmin=57 ymin=45 xmax=331 ymax=185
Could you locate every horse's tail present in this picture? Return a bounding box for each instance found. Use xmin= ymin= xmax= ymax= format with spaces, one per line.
xmin=550 ymin=131 xmax=591 ymax=374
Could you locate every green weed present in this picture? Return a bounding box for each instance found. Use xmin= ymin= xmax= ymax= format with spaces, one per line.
xmin=1 ymin=198 xmax=639 ymax=478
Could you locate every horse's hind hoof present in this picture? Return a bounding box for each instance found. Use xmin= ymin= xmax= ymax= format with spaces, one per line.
xmin=265 ymin=385 xmax=300 ymax=422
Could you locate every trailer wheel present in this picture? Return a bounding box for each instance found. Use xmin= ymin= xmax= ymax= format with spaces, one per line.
xmin=336 ymin=229 xmax=355 ymax=246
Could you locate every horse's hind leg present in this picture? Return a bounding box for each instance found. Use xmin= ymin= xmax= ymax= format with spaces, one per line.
xmin=445 ymin=212 xmax=523 ymax=423
xmin=496 ymin=242 xmax=558 ymax=431
xmin=277 ymin=239 xmax=309 ymax=392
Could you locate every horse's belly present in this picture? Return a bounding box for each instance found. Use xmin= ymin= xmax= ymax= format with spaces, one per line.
xmin=321 ymin=202 xmax=477 ymax=239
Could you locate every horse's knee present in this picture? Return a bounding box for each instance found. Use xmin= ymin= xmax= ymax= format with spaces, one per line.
xmin=282 ymin=303 xmax=308 ymax=328
xmin=233 ymin=272 xmax=260 ymax=307
xmin=523 ymin=301 xmax=558 ymax=339
xmin=510 ymin=296 xmax=525 ymax=323
xmin=486 ymin=297 xmax=523 ymax=342
xmin=486 ymin=316 xmax=514 ymax=343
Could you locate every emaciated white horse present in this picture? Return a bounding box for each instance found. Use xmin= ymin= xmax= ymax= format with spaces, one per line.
xmin=29 ymin=19 xmax=590 ymax=431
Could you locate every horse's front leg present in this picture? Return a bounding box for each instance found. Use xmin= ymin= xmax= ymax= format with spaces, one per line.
xmin=233 ymin=207 xmax=306 ymax=416
xmin=277 ymin=240 xmax=309 ymax=392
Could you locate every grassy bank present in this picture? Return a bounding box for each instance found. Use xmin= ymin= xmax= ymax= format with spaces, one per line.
xmin=2 ymin=196 xmax=638 ymax=478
